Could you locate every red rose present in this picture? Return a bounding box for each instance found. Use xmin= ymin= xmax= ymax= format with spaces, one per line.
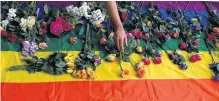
xmin=180 ymin=42 xmax=187 ymax=49
xmin=207 ymin=34 xmax=216 ymax=41
xmin=121 ymin=13 xmax=127 ymax=20
xmin=194 ymin=40 xmax=200 ymax=47
xmin=142 ymin=58 xmax=150 ymax=65
xmin=62 ymin=19 xmax=71 ymax=31
xmin=190 ymin=55 xmax=197 ymax=62
xmin=50 ymin=21 xmax=64 ymax=36
xmin=131 ymin=29 xmax=139 ymax=36
xmin=137 ymin=68 xmax=145 ymax=78
xmin=7 ymin=33 xmax=17 ymax=43
xmin=135 ymin=31 xmax=143 ymax=38
xmin=1 ymin=30 xmax=8 ymax=37
xmin=42 ymin=21 xmax=47 ymax=27
xmin=156 ymin=32 xmax=163 ymax=38
xmin=195 ymin=55 xmax=201 ymax=61
xmin=153 ymin=57 xmax=162 ymax=64
xmin=56 ymin=17 xmax=63 ymax=23
xmin=39 ymin=28 xmax=47 ymax=34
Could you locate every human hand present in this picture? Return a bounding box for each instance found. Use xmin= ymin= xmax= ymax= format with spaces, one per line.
xmin=115 ymin=26 xmax=128 ymax=52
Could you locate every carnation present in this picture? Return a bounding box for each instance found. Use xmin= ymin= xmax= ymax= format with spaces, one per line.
xmin=7 ymin=8 xmax=17 ymax=19
xmin=50 ymin=21 xmax=64 ymax=36
xmin=89 ymin=9 xmax=105 ymax=25
xmin=1 ymin=20 xmax=9 ymax=29
xmin=26 ymin=16 xmax=36 ymax=29
xmin=20 ymin=18 xmax=27 ymax=31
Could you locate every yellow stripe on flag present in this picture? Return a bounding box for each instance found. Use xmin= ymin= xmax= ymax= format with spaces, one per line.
xmin=1 ymin=51 xmax=218 ymax=83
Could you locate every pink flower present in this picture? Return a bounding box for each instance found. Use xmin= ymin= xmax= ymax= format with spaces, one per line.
xmin=70 ymin=37 xmax=77 ymax=44
xmin=61 ymin=19 xmax=71 ymax=31
xmin=195 ymin=54 xmax=201 ymax=61
xmin=190 ymin=54 xmax=201 ymax=62
xmin=56 ymin=17 xmax=63 ymax=23
xmin=50 ymin=21 xmax=64 ymax=36
xmin=7 ymin=33 xmax=17 ymax=43
xmin=42 ymin=21 xmax=47 ymax=27
xmin=131 ymin=29 xmax=139 ymax=36
xmin=127 ymin=33 xmax=134 ymax=39
xmin=142 ymin=58 xmax=150 ymax=65
xmin=180 ymin=42 xmax=187 ymax=49
xmin=207 ymin=34 xmax=216 ymax=41
xmin=39 ymin=28 xmax=47 ymax=34
xmin=194 ymin=40 xmax=200 ymax=47
xmin=153 ymin=57 xmax=162 ymax=64
xmin=135 ymin=31 xmax=143 ymax=38
xmin=143 ymin=33 xmax=150 ymax=40
xmin=190 ymin=55 xmax=197 ymax=62
xmin=156 ymin=32 xmax=163 ymax=38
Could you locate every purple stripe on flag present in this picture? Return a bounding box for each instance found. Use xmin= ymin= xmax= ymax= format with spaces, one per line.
xmin=36 ymin=1 xmax=219 ymax=12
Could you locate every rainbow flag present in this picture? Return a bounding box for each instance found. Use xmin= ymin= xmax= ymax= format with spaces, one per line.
xmin=1 ymin=1 xmax=219 ymax=101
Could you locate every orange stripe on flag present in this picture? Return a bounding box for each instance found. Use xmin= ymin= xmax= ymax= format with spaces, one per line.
xmin=2 ymin=79 xmax=219 ymax=101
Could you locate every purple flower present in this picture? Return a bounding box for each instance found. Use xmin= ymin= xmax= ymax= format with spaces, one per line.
xmin=22 ymin=41 xmax=38 ymax=56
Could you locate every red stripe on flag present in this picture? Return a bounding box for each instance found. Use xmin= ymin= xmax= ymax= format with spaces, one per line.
xmin=2 ymin=79 xmax=219 ymax=101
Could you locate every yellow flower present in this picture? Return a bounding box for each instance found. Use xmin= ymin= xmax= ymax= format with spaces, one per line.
xmin=89 ymin=72 xmax=97 ymax=80
xmin=96 ymin=24 xmax=103 ymax=29
xmin=67 ymin=62 xmax=75 ymax=68
xmin=72 ymin=70 xmax=82 ymax=78
xmin=109 ymin=32 xmax=114 ymax=39
xmin=67 ymin=68 xmax=74 ymax=74
xmin=106 ymin=54 xmax=117 ymax=62
xmin=81 ymin=69 xmax=88 ymax=79
xmin=136 ymin=46 xmax=143 ymax=53
xmin=216 ymin=43 xmax=219 ymax=48
xmin=121 ymin=69 xmax=131 ymax=79
xmin=65 ymin=52 xmax=75 ymax=62
xmin=86 ymin=67 xmax=93 ymax=76
xmin=146 ymin=21 xmax=152 ymax=27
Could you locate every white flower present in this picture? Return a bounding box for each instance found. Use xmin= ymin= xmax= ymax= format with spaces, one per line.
xmin=89 ymin=9 xmax=105 ymax=25
xmin=7 ymin=8 xmax=17 ymax=18
xmin=1 ymin=19 xmax=9 ymax=29
xmin=66 ymin=5 xmax=80 ymax=16
xmin=66 ymin=2 xmax=91 ymax=18
xmin=20 ymin=18 xmax=27 ymax=31
xmin=26 ymin=16 xmax=36 ymax=29
xmin=79 ymin=2 xmax=91 ymax=18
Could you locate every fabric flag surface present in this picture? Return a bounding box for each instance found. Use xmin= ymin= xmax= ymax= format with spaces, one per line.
xmin=1 ymin=1 xmax=219 ymax=101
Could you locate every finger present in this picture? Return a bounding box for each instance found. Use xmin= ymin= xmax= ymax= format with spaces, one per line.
xmin=120 ymin=37 xmax=124 ymax=52
xmin=116 ymin=35 xmax=120 ymax=51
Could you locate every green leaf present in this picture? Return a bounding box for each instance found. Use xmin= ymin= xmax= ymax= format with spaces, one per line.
xmin=101 ymin=28 xmax=107 ymax=33
xmin=118 ymin=8 xmax=127 ymax=13
xmin=99 ymin=50 xmax=108 ymax=59
xmin=44 ymin=4 xmax=49 ymax=15
xmin=78 ymin=25 xmax=85 ymax=36
xmin=55 ymin=60 xmax=66 ymax=68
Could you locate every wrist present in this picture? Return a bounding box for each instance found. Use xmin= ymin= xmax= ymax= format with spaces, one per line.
xmin=115 ymin=24 xmax=124 ymax=31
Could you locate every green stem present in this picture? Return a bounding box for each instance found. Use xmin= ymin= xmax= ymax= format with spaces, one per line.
xmin=8 ymin=65 xmax=27 ymax=71
xmin=119 ymin=52 xmax=123 ymax=71
xmin=128 ymin=56 xmax=137 ymax=71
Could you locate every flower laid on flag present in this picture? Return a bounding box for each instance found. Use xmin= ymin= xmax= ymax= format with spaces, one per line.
xmin=22 ymin=41 xmax=38 ymax=56
xmin=1 ymin=20 xmax=9 ymax=29
xmin=7 ymin=8 xmax=17 ymax=20
xmin=20 ymin=16 xmax=36 ymax=31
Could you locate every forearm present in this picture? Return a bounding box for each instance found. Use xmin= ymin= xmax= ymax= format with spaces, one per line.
xmin=105 ymin=1 xmax=123 ymax=30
